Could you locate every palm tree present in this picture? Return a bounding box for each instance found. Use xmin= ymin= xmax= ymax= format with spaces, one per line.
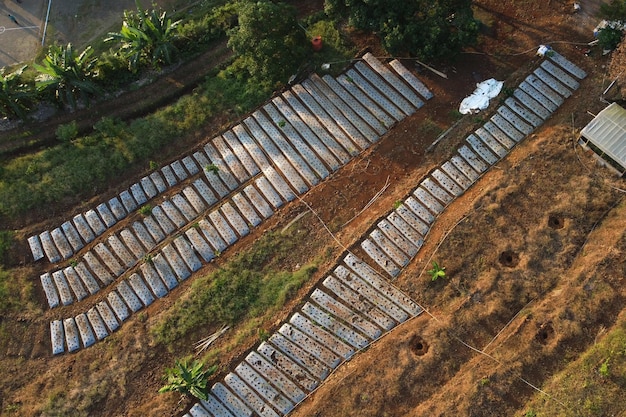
xmin=106 ymin=1 xmax=181 ymax=72
xmin=0 ymin=66 xmax=36 ymax=120
xmin=35 ymin=43 xmax=101 ymax=110
xmin=158 ymin=359 xmax=217 ymax=401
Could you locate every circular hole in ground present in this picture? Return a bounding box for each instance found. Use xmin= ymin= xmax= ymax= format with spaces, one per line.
xmin=548 ymin=215 xmax=564 ymax=229
xmin=410 ymin=335 xmax=429 ymax=356
xmin=498 ymin=250 xmax=519 ymax=267
xmin=535 ymin=323 xmax=554 ymax=345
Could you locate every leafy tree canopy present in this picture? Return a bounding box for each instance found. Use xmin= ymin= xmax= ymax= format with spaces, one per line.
xmin=600 ymin=0 xmax=626 ymax=20
xmin=324 ymin=0 xmax=479 ymax=61
xmin=227 ymin=0 xmax=309 ymax=89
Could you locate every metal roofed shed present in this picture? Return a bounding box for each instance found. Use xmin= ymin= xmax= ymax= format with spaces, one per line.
xmin=579 ymin=102 xmax=626 ymax=175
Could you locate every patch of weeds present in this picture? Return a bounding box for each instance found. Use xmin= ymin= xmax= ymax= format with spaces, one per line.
xmin=393 ymin=200 xmax=403 ymax=209
xmin=598 ymin=358 xmax=610 ymax=377
xmin=277 ymin=120 xmax=286 ymax=128
xmin=69 ymin=259 xmax=78 ymax=268
xmin=138 ymin=204 xmax=152 ymax=216
xmin=449 ymin=109 xmax=463 ymax=120
xmin=149 ymin=160 xmax=158 ymax=171
xmin=143 ymin=253 xmax=153 ymax=264
xmin=524 ymin=410 xmax=537 ymax=417
xmin=479 ymin=377 xmax=490 ymax=386
xmin=419 ymin=118 xmax=443 ymax=136
xmin=428 ymin=261 xmax=446 ymax=281
xmin=502 ymin=86 xmax=514 ymax=97
xmin=55 ymin=121 xmax=79 ymax=142
xmin=205 ymin=164 xmax=219 ymax=174
xmin=472 ymin=116 xmax=485 ymax=124
xmin=258 ymin=328 xmax=270 ymax=341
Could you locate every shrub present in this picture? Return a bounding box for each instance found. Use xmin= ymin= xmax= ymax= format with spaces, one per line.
xmin=55 ymin=121 xmax=79 ymax=142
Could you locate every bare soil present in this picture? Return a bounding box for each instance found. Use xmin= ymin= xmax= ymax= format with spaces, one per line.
xmin=2 ymin=0 xmax=626 ymax=416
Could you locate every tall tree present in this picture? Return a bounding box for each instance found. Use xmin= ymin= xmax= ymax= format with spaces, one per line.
xmin=106 ymin=0 xmax=181 ymax=72
xmin=0 ymin=66 xmax=36 ymax=120
xmin=227 ymin=0 xmax=309 ymax=89
xmin=35 ymin=43 xmax=101 ymax=110
xmin=325 ymin=0 xmax=479 ymax=61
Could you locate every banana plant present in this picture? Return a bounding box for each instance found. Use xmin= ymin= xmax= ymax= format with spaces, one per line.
xmin=158 ymin=358 xmax=217 ymax=401
xmin=0 ymin=65 xmax=36 ymax=120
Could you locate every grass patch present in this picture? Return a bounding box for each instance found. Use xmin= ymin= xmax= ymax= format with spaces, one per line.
xmin=0 ymin=70 xmax=266 ymax=219
xmin=0 ymin=230 xmax=13 ymax=266
xmin=152 ymin=229 xmax=319 ymax=349
xmin=522 ymin=316 xmax=626 ymax=416
xmin=0 ymin=267 xmax=34 ymax=316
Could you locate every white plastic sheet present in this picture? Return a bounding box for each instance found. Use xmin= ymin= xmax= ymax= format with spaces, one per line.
xmin=459 ymin=78 xmax=503 ymax=114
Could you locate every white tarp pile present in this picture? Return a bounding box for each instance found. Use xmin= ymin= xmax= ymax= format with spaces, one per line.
xmin=459 ymin=78 xmax=503 ymax=114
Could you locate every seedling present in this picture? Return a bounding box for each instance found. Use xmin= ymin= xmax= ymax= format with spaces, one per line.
xmin=277 ymin=120 xmax=286 ymax=128
xmin=427 ymin=261 xmax=446 ymax=281
xmin=393 ymin=200 xmax=403 ymax=209
xmin=205 ymin=164 xmax=219 ymax=174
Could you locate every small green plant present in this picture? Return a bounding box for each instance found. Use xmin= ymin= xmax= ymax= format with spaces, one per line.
xmin=524 ymin=410 xmax=537 ymax=417
xmin=205 ymin=164 xmax=219 ymax=174
xmin=427 ymin=261 xmax=446 ymax=281
xmin=599 ymin=358 xmax=610 ymax=377
xmin=502 ymin=86 xmax=514 ymax=97
xmin=277 ymin=120 xmax=286 ymax=128
xmin=69 ymin=259 xmax=78 ymax=268
xmin=149 ymin=160 xmax=158 ymax=170
xmin=393 ymin=200 xmax=403 ymax=209
xmin=158 ymin=358 xmax=217 ymax=401
xmin=143 ymin=253 xmax=153 ymax=263
xmin=345 ymin=75 xmax=354 ymax=83
xmin=479 ymin=377 xmax=490 ymax=386
xmin=138 ymin=204 xmax=152 ymax=216
xmin=258 ymin=328 xmax=269 ymax=341
xmin=55 ymin=121 xmax=79 ymax=142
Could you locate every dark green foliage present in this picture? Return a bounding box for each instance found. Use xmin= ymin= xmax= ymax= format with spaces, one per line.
xmin=600 ymin=0 xmax=626 ymax=20
xmin=34 ymin=43 xmax=101 ymax=110
xmin=106 ymin=0 xmax=181 ymax=72
xmin=153 ymin=230 xmax=318 ymax=346
xmin=227 ymin=0 xmax=309 ymax=89
xmin=324 ymin=0 xmax=479 ymax=61
xmin=0 ymin=66 xmax=36 ymax=120
xmin=158 ymin=358 xmax=217 ymax=401
xmin=176 ymin=3 xmax=238 ymax=54
xmin=0 ymin=230 xmax=13 ymax=266
xmin=598 ymin=27 xmax=624 ymax=51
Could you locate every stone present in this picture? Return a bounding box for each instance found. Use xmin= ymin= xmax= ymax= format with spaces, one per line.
xmin=83 ymin=251 xmax=114 ymax=285
xmin=97 ymin=203 xmax=117 ymax=228
xmin=28 ymin=235 xmax=45 ymax=261
xmin=85 ymin=209 xmax=106 ymax=236
xmin=183 ymin=186 xmax=206 ymax=214
xmin=50 ymin=320 xmax=64 ymax=355
xmin=213 ymin=135 xmax=250 ymax=183
xmin=117 ymin=280 xmax=143 ymax=313
xmin=74 ymin=262 xmax=100 ymax=295
xmin=361 ymin=238 xmax=400 ymax=277
xmin=150 ymin=254 xmax=179 ymax=290
xmin=51 ymin=228 xmax=73 ymax=260
xmin=75 ymin=313 xmax=95 ymax=348
xmin=162 ymin=243 xmax=191 ymax=281
xmin=220 ymin=202 xmax=249 ymax=238
xmin=73 ymin=214 xmax=95 ymax=243
xmin=94 ymin=242 xmax=124 ymax=276
xmin=222 ymin=130 xmax=261 ymax=177
xmin=40 ymin=230 xmax=61 ymax=263
xmin=63 ymin=317 xmax=80 ymax=353
xmin=232 ymin=193 xmax=262 ymax=227
xmin=128 ymin=273 xmax=155 ymax=306
xmin=87 ymin=307 xmax=109 ymax=340
xmin=61 ymin=221 xmax=84 ymax=252
xmin=389 ymin=59 xmax=434 ymax=100
xmin=63 ymin=266 xmax=88 ymax=301
xmin=40 ymin=272 xmax=60 ymax=308
xmin=140 ymin=176 xmax=158 ymax=199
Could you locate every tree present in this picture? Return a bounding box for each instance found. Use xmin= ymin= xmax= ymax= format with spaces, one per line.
xmin=324 ymin=0 xmax=479 ymax=61
xmin=35 ymin=43 xmax=101 ymax=110
xmin=226 ymin=0 xmax=309 ymax=89
xmin=106 ymin=0 xmax=181 ymax=72
xmin=158 ymin=359 xmax=217 ymax=401
xmin=600 ymin=0 xmax=626 ymax=20
xmin=598 ymin=26 xmax=624 ymax=51
xmin=0 ymin=66 xmax=36 ymax=120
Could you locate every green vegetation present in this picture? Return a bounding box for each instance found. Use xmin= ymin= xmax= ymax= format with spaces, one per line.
xmin=600 ymin=0 xmax=626 ymax=20
xmin=34 ymin=43 xmax=102 ymax=110
xmin=226 ymin=0 xmax=309 ymax=90
xmin=152 ymin=229 xmax=318 ymax=348
xmin=427 ymin=261 xmax=446 ymax=281
xmin=158 ymin=358 xmax=217 ymax=401
xmin=522 ymin=318 xmax=626 ymax=416
xmin=138 ymin=204 xmax=153 ymax=216
xmin=597 ymin=26 xmax=624 ymax=51
xmin=0 ymin=230 xmax=13 ymax=266
xmin=55 ymin=121 xmax=79 ymax=142
xmin=0 ymin=66 xmax=36 ymax=119
xmin=324 ymin=0 xmax=479 ymax=61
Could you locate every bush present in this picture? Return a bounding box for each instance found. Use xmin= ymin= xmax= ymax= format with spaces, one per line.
xmin=600 ymin=0 xmax=626 ymax=20
xmin=598 ymin=27 xmax=624 ymax=51
xmin=55 ymin=121 xmax=79 ymax=142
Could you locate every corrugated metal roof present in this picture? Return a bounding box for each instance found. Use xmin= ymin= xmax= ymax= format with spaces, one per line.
xmin=580 ymin=102 xmax=626 ymax=170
